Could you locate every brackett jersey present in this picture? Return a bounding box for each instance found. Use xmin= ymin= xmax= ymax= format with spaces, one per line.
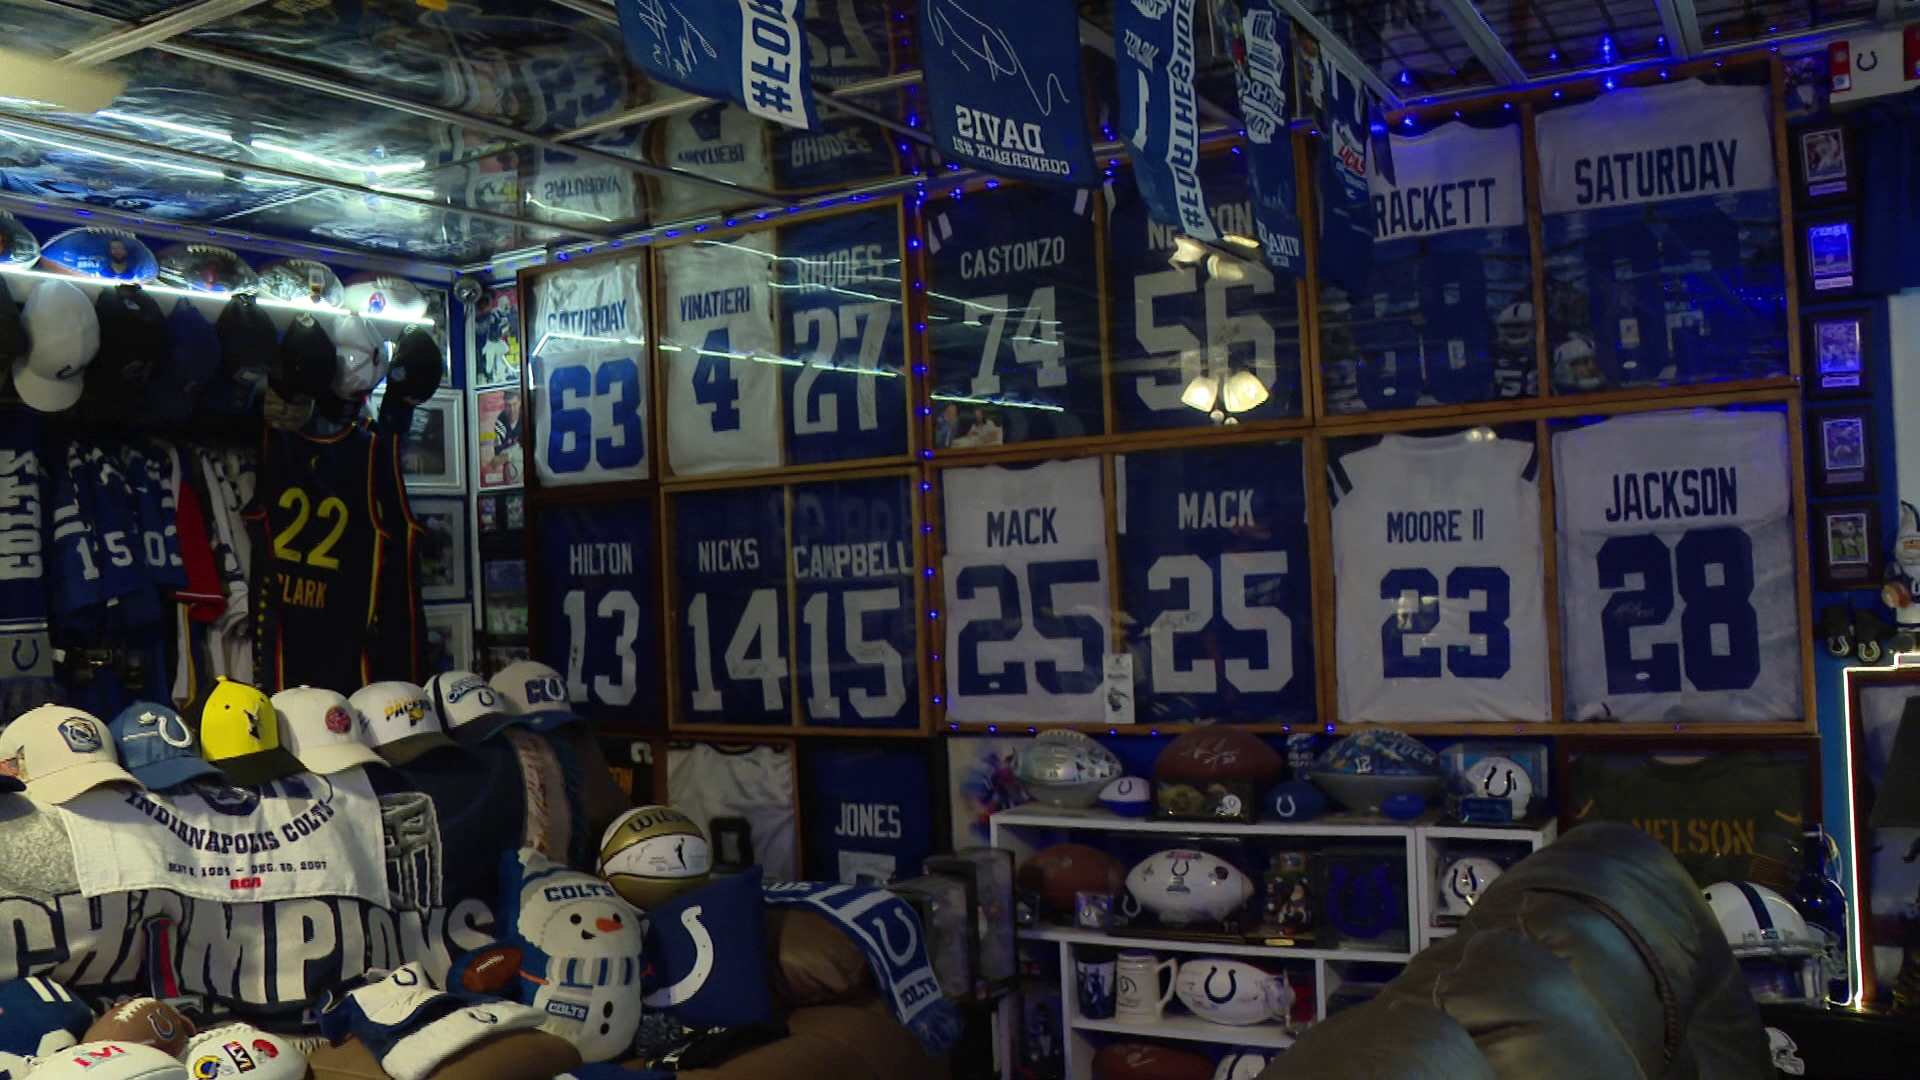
xmin=660 ymin=236 xmax=781 ymax=476
xmin=538 ymin=499 xmax=657 ymax=723
xmin=791 ymin=476 xmax=916 ymax=728
xmin=1553 ymin=408 xmax=1800 ymax=721
xmin=778 ymin=208 xmax=908 ymax=465
xmin=1331 ymin=432 xmax=1549 ymax=722
xmin=673 ymin=485 xmax=789 ymax=723
xmin=531 ymin=256 xmax=650 ymax=486
xmin=942 ymin=458 xmax=1111 ymax=723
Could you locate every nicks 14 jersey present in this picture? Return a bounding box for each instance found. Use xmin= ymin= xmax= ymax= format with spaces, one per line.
xmin=792 ymin=476 xmax=917 ymax=728
xmin=673 ymin=485 xmax=789 ymax=723
xmin=539 ymin=499 xmax=656 ymax=721
xmin=1331 ymin=432 xmax=1549 ymax=722
xmin=660 ymin=236 xmax=780 ymax=476
xmin=943 ymin=458 xmax=1111 ymax=723
xmin=531 ymin=257 xmax=649 ymax=486
xmin=1553 ymin=409 xmax=1799 ymax=721
xmin=778 ymin=208 xmax=908 ymax=465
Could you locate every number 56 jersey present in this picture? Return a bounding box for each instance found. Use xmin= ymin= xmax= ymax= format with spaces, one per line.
xmin=1554 ymin=409 xmax=1799 ymax=721
xmin=1331 ymin=432 xmax=1549 ymax=722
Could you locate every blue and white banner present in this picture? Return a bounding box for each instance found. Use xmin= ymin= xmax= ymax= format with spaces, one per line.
xmin=1117 ymin=0 xmax=1216 ymax=240
xmin=1219 ymin=0 xmax=1303 ymax=275
xmin=1316 ymin=54 xmax=1374 ymax=294
xmin=1535 ymin=80 xmax=1774 ymax=214
xmin=920 ymin=0 xmax=1095 ymax=184
xmin=616 ymin=0 xmax=818 ymax=130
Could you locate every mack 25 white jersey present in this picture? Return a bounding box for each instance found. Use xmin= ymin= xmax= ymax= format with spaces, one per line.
xmin=531 ymin=257 xmax=649 ymax=485
xmin=660 ymin=236 xmax=781 ymax=476
xmin=1331 ymin=432 xmax=1549 ymax=722
xmin=1554 ymin=409 xmax=1800 ymax=721
xmin=943 ymin=458 xmax=1111 ymax=723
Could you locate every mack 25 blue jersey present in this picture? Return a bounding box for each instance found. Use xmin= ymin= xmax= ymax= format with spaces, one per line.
xmin=1118 ymin=442 xmax=1314 ymax=723
xmin=792 ymin=476 xmax=917 ymax=728
xmin=674 ymin=485 xmax=789 ymax=723
xmin=779 ymin=208 xmax=909 ymax=465
xmin=539 ymin=499 xmax=657 ymax=722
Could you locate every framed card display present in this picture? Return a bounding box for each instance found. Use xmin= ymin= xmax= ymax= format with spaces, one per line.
xmin=1809 ymin=407 xmax=1876 ymax=497
xmin=1803 ymin=214 xmax=1857 ymax=297
xmin=476 ymin=387 xmax=525 ymax=490
xmin=1805 ymin=308 xmax=1870 ymax=399
xmin=425 ymin=604 xmax=475 ymax=675
xmin=411 ymin=495 xmax=470 ymax=602
xmin=1792 ymin=123 xmax=1854 ymax=204
xmin=1816 ymin=500 xmax=1882 ymax=591
xmin=394 ymin=390 xmax=463 ymax=493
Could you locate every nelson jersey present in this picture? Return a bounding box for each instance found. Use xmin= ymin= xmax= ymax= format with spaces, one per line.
xmin=943 ymin=458 xmax=1111 ymax=723
xmin=660 ymin=236 xmax=781 ymax=476
xmin=1331 ymin=433 xmax=1549 ymax=722
xmin=792 ymin=476 xmax=916 ymax=728
xmin=1118 ymin=443 xmax=1314 ymax=724
xmin=649 ymin=103 xmax=774 ymax=222
xmin=926 ymin=184 xmax=1104 ymax=446
xmin=673 ymin=485 xmax=789 ymax=723
xmin=531 ymin=257 xmax=649 ymax=486
xmin=1553 ymin=409 xmax=1799 ymax=721
xmin=538 ymin=499 xmax=656 ymax=723
xmin=778 ymin=208 xmax=908 ymax=465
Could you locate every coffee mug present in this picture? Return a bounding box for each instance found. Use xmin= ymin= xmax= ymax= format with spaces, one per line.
xmin=1114 ymin=950 xmax=1178 ymax=1022
xmin=1075 ymin=955 xmax=1116 ymax=1020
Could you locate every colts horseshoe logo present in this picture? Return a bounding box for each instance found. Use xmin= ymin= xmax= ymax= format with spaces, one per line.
xmin=1327 ymin=864 xmax=1398 ymax=940
xmin=1484 ymin=768 xmax=1516 ymax=798
xmin=642 ymin=905 xmax=714 ymax=1008
xmin=1204 ymin=966 xmax=1240 ymax=1005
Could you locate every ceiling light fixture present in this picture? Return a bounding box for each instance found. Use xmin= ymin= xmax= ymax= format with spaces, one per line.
xmin=1221 ymin=369 xmax=1270 ymax=413
xmin=1181 ymin=372 xmax=1219 ymax=412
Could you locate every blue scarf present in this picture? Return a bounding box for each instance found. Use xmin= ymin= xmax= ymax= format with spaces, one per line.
xmin=762 ymin=881 xmax=964 ymax=1056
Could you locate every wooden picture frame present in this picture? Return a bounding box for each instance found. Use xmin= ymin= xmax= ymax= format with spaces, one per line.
xmin=1803 ymin=213 xmax=1858 ymax=299
xmin=410 ymin=495 xmax=469 ymax=602
xmin=1792 ymin=122 xmax=1855 ymax=205
xmin=1816 ymin=499 xmax=1883 ymax=591
xmin=1805 ymin=307 xmax=1870 ymax=399
xmin=1809 ymin=407 xmax=1877 ymax=497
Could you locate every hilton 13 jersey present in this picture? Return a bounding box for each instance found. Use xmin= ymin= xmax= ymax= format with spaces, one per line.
xmin=530 ymin=256 xmax=649 ymax=486
xmin=660 ymin=235 xmax=781 ymax=476
xmin=1553 ymin=409 xmax=1799 ymax=721
xmin=792 ymin=476 xmax=916 ymax=728
xmin=1118 ymin=442 xmax=1315 ymax=724
xmin=539 ymin=499 xmax=657 ymax=722
xmin=1331 ymin=432 xmax=1549 ymax=721
xmin=674 ymin=485 xmax=789 ymax=723
xmin=943 ymin=458 xmax=1111 ymax=723
xmin=778 ymin=208 xmax=908 ymax=465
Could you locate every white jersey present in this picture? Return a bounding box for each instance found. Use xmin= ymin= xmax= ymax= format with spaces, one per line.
xmin=667 ymin=742 xmax=797 ymax=881
xmin=1331 ymin=433 xmax=1549 ymax=722
xmin=650 ymin=104 xmax=775 ymax=222
xmin=943 ymin=458 xmax=1111 ymax=723
xmin=659 ymin=236 xmax=782 ymax=476
xmin=530 ymin=256 xmax=650 ymax=486
xmin=1554 ymin=409 xmax=1800 ymax=721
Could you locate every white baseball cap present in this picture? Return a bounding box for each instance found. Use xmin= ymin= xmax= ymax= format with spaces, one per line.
xmin=348 ymin=681 xmax=456 ymax=765
xmin=273 ymin=686 xmax=382 ymax=775
xmin=329 ymin=315 xmax=388 ymax=399
xmin=181 ymin=1025 xmax=305 ymax=1080
xmin=426 ymin=670 xmax=522 ymax=744
xmin=488 ymin=661 xmax=582 ymax=732
xmin=12 ymin=280 xmax=100 ymax=412
xmin=22 ymin=1041 xmax=185 ymax=1080
xmin=0 ymin=705 xmax=136 ymax=803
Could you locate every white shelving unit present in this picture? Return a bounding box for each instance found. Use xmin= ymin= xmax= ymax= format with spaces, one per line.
xmin=1412 ymin=820 xmax=1559 ymax=952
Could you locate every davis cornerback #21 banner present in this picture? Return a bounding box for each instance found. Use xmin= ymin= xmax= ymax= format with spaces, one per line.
xmin=616 ymin=0 xmax=818 ymax=129
xmin=918 ymin=0 xmax=1096 ymax=185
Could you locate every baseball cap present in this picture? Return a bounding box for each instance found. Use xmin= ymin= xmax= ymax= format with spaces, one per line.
xmin=428 ymin=670 xmax=522 ymax=745
xmin=89 ymin=284 xmax=167 ymax=411
xmin=488 ymin=661 xmax=582 ymax=732
xmin=383 ymin=327 xmax=443 ymax=407
xmin=0 ymin=704 xmax=137 ymax=803
xmin=274 ymin=315 xmax=336 ymax=400
xmin=330 ymin=315 xmax=388 ymax=399
xmin=28 ymin=1041 xmax=188 ymax=1080
xmin=151 ymin=300 xmax=221 ymax=424
xmin=207 ymin=293 xmax=277 ymax=414
xmin=274 ymin=685 xmax=382 ymax=774
xmin=349 ymin=680 xmax=457 ymax=764
xmin=107 ymin=701 xmax=223 ymax=790
xmin=12 ymin=279 xmax=100 ymax=412
xmin=194 ymin=677 xmax=304 ymax=786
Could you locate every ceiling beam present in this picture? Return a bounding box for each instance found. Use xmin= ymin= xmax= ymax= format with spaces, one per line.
xmin=1268 ymin=0 xmax=1403 ymax=109
xmin=61 ymin=0 xmax=274 ymax=67
xmin=1430 ymin=0 xmax=1528 ymax=86
xmin=1653 ymin=0 xmax=1705 ymax=59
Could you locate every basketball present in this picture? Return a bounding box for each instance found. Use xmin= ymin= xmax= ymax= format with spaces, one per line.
xmin=597 ymin=805 xmax=712 ymax=910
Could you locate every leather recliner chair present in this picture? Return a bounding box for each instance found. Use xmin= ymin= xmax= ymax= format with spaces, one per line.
xmin=1264 ymin=822 xmax=1774 ymax=1080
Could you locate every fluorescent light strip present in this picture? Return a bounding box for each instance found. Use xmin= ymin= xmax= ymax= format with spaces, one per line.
xmin=248 ymin=138 xmax=427 ymax=177
xmin=931 ymin=393 xmax=1065 ymax=413
xmin=97 ymin=111 xmax=233 ymax=144
xmin=0 ymin=264 xmax=437 ymax=326
xmin=0 ymin=126 xmax=300 ymax=187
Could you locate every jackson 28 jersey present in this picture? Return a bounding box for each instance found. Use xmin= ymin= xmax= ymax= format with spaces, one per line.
xmin=1331 ymin=432 xmax=1549 ymax=722
xmin=1553 ymin=409 xmax=1799 ymax=721
xmin=792 ymin=476 xmax=916 ymax=728
xmin=673 ymin=485 xmax=789 ymax=723
xmin=778 ymin=208 xmax=908 ymax=465
xmin=660 ymin=236 xmax=781 ymax=476
xmin=538 ymin=499 xmax=656 ymax=722
xmin=943 ymin=458 xmax=1110 ymax=723
xmin=531 ymin=256 xmax=649 ymax=486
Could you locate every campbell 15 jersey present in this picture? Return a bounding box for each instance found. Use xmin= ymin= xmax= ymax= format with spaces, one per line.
xmin=530 ymin=256 xmax=649 ymax=486
xmin=539 ymin=499 xmax=657 ymax=722
xmin=673 ymin=485 xmax=789 ymax=723
xmin=659 ymin=235 xmax=781 ymax=476
xmin=792 ymin=476 xmax=917 ymax=728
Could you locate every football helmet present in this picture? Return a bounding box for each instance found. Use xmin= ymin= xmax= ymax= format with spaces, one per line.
xmin=1463 ymin=755 xmax=1533 ymax=819
xmin=1703 ymin=881 xmax=1827 ymax=1004
xmin=1437 ymin=856 xmax=1503 ymax=917
xmin=1495 ymin=301 xmax=1533 ymax=350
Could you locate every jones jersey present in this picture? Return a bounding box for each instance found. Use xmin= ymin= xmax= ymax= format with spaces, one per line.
xmin=1330 ymin=432 xmax=1549 ymax=722
xmin=805 ymin=744 xmax=933 ymax=886
xmin=659 ymin=236 xmax=781 ymax=476
xmin=538 ymin=499 xmax=657 ymax=722
xmin=531 ymin=256 xmax=649 ymax=486
xmin=943 ymin=458 xmax=1111 ymax=723
xmin=778 ymin=208 xmax=908 ymax=465
xmin=791 ymin=476 xmax=916 ymax=728
xmin=673 ymin=485 xmax=788 ymax=723
xmin=1553 ymin=409 xmax=1800 ymax=721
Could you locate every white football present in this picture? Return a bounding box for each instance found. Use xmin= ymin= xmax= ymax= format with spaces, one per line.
xmin=28 ymin=1042 xmax=187 ymax=1080
xmin=1463 ymin=756 xmax=1533 ymax=818
xmin=180 ymin=1026 xmax=306 ymax=1080
xmin=1437 ymin=856 xmax=1504 ymax=917
xmin=1125 ymin=849 xmax=1253 ymax=926
xmin=342 ymin=275 xmax=428 ymax=320
xmin=1214 ymin=1050 xmax=1273 ymax=1080
xmin=1175 ymin=958 xmax=1293 ymax=1026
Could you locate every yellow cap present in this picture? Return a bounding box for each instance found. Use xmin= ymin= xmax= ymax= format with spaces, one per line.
xmin=196 ymin=677 xmax=303 ymax=786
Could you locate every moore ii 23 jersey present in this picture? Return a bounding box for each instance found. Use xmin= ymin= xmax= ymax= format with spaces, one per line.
xmin=674 ymin=485 xmax=789 ymax=723
xmin=1554 ymin=409 xmax=1799 ymax=721
xmin=531 ymin=256 xmax=649 ymax=486
xmin=1331 ymin=432 xmax=1549 ymax=722
xmin=792 ymin=476 xmax=917 ymax=728
xmin=779 ymin=208 xmax=908 ymax=465
xmin=1118 ymin=442 xmax=1315 ymax=723
xmin=661 ymin=236 xmax=781 ymax=476
xmin=943 ymin=458 xmax=1111 ymax=723
xmin=539 ymin=499 xmax=657 ymax=722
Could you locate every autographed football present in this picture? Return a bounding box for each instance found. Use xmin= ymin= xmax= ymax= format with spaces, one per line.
xmin=83 ymin=998 xmax=194 ymax=1056
xmin=1017 ymin=843 xmax=1125 ymax=915
xmin=1155 ymin=727 xmax=1284 ymax=784
xmin=155 ymin=244 xmax=258 ymax=294
xmin=1213 ymin=1051 xmax=1272 ymax=1080
xmin=28 ymin=1042 xmax=186 ymax=1080
xmin=1125 ymin=849 xmax=1253 ymax=926
xmin=181 ymin=1025 xmax=305 ymax=1080
xmin=1173 ymin=958 xmax=1293 ymax=1026
xmin=342 ymin=274 xmax=427 ymax=319
xmin=257 ymin=258 xmax=345 ymax=307
xmin=1090 ymin=1042 xmax=1214 ymax=1080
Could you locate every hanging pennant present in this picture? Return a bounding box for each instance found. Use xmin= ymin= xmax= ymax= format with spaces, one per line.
xmin=1315 ymin=49 xmax=1375 ymax=294
xmin=1217 ymin=0 xmax=1304 ymax=275
xmin=1116 ymin=0 xmax=1217 ymax=240
xmin=615 ymin=0 xmax=818 ymax=130
xmin=919 ymin=0 xmax=1097 ymax=185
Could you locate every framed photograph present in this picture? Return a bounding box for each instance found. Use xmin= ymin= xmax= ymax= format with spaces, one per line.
xmin=1810 ymin=407 xmax=1877 ymax=497
xmin=1816 ymin=500 xmax=1882 ymax=591
xmin=424 ymin=604 xmax=475 ymax=676
xmin=1782 ymin=53 xmax=1831 ymax=119
xmin=1792 ymin=123 xmax=1854 ymax=204
xmin=1804 ymin=214 xmax=1857 ymax=297
xmin=1806 ymin=308 xmax=1869 ymax=398
xmin=476 ymin=387 xmax=524 ymax=491
xmin=504 ymin=491 xmax=525 ymax=531
xmin=477 ymin=494 xmax=500 ymax=533
xmin=481 ymin=644 xmax=530 ymax=678
xmin=1844 ymin=668 xmax=1920 ymax=1003
xmin=392 ymin=390 xmax=463 ymax=493
xmin=410 ymin=496 xmax=469 ymax=602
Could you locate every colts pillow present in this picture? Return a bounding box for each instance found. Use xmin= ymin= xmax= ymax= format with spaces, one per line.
xmin=641 ymin=867 xmax=771 ymax=1029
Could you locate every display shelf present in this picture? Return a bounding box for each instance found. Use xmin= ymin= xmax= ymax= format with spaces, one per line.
xmin=991 ymin=803 xmax=1420 ymax=837
xmin=1412 ymin=820 xmax=1558 ymax=952
xmin=1070 ymin=1014 xmax=1297 ymax=1050
xmin=1019 ymin=925 xmax=1410 ymax=964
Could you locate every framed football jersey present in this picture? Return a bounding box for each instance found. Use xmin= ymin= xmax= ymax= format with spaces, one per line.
xmin=649 ymin=103 xmax=774 ymax=222
xmin=528 ymin=255 xmax=649 ymax=486
xmin=538 ymin=499 xmax=658 ymax=723
xmin=671 ymin=485 xmax=790 ymax=724
xmin=659 ymin=235 xmax=782 ymax=476
xmin=792 ymin=476 xmax=918 ymax=728
xmin=803 ymin=744 xmax=935 ymax=886
xmin=926 ymin=183 xmax=1106 ymax=449
xmin=1116 ymin=442 xmax=1315 ymax=724
xmin=775 ymin=0 xmax=899 ymax=191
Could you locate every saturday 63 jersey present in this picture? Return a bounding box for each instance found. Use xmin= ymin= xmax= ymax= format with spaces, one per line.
xmin=1331 ymin=432 xmax=1549 ymax=722
xmin=792 ymin=476 xmax=917 ymax=728
xmin=539 ymin=499 xmax=657 ymax=722
xmin=1117 ymin=443 xmax=1314 ymax=723
xmin=530 ymin=256 xmax=649 ymax=486
xmin=660 ymin=235 xmax=781 ymax=476
xmin=1553 ymin=409 xmax=1799 ymax=721
xmin=778 ymin=208 xmax=909 ymax=465
xmin=673 ymin=485 xmax=789 ymax=723
xmin=943 ymin=458 xmax=1111 ymax=723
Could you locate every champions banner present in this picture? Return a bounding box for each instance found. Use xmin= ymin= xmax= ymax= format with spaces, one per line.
xmin=1535 ymin=79 xmax=1774 ymax=215
xmin=920 ymin=0 xmax=1096 ymax=184
xmin=616 ymin=0 xmax=818 ymax=130
xmin=1371 ymin=122 xmax=1525 ymax=241
xmin=1219 ymin=0 xmax=1304 ymax=275
xmin=1116 ymin=0 xmax=1217 ymax=240
xmin=1316 ymin=53 xmax=1374 ymax=293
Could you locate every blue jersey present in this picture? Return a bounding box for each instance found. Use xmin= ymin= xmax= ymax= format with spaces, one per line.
xmin=83 ymin=447 xmax=161 ymax=629
xmin=674 ymin=485 xmax=790 ymax=724
xmin=48 ymin=444 xmax=104 ymax=623
xmin=1418 ymin=237 xmax=1494 ymax=405
xmin=791 ymin=475 xmax=917 ymax=728
xmin=538 ymin=499 xmax=657 ymax=724
xmin=1118 ymin=442 xmax=1315 ymax=723
xmin=778 ymin=208 xmax=909 ymax=465
xmin=805 ymin=745 xmax=934 ymax=886
xmin=775 ymin=0 xmax=896 ymax=190
xmin=119 ymin=444 xmax=186 ymax=590
xmin=1350 ymin=248 xmax=1425 ymax=412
